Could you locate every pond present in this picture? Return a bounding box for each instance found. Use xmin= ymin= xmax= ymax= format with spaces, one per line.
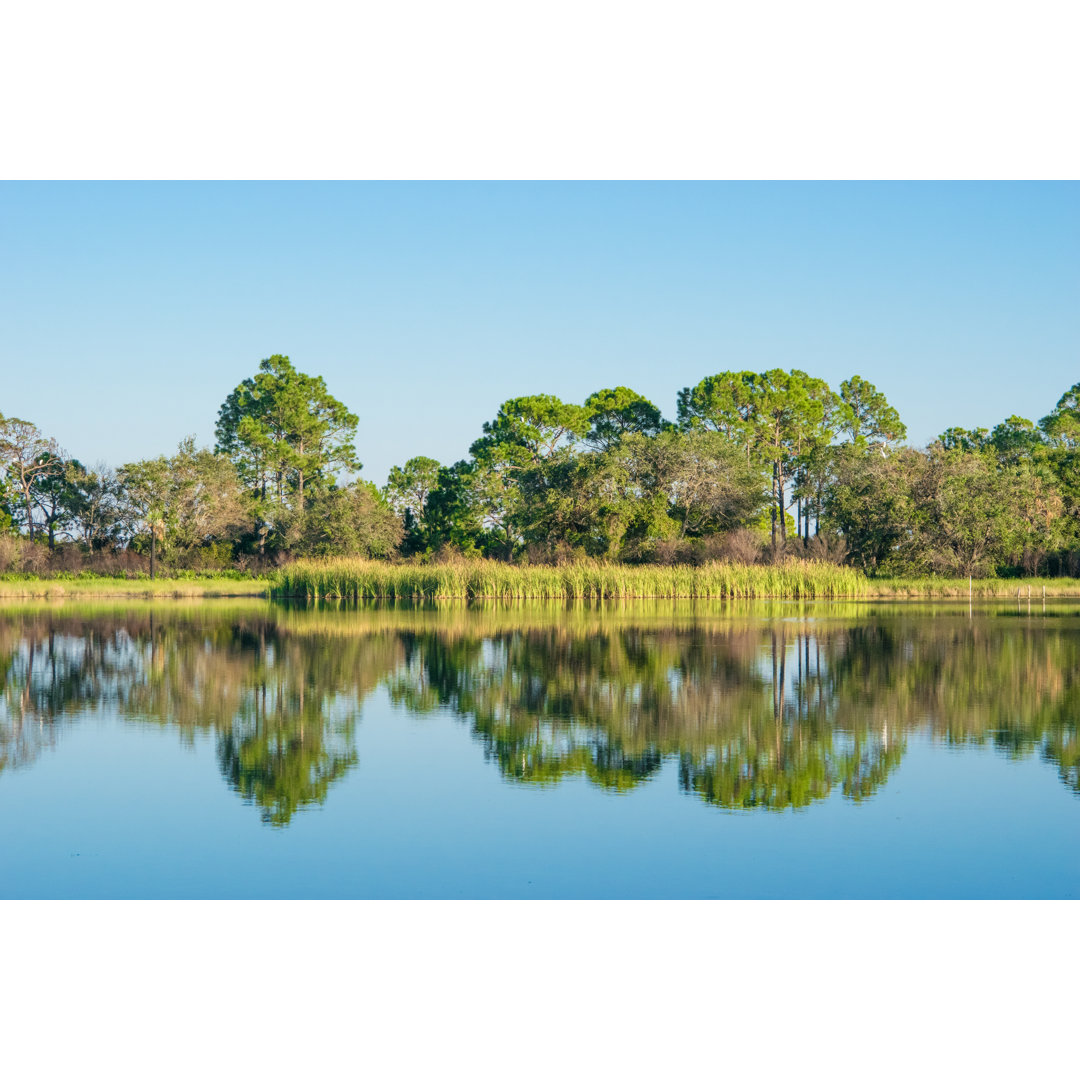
xmin=1 ymin=598 xmax=1077 ymax=898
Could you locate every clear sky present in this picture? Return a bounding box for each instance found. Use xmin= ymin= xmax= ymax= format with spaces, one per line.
xmin=1 ymin=182 xmax=1076 ymax=486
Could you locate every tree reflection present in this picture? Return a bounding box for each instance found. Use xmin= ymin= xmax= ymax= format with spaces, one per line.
xmin=0 ymin=605 xmax=402 ymax=824
xmin=385 ymin=609 xmax=1080 ymax=807
xmin=387 ymin=623 xmax=908 ymax=807
xmin=1 ymin=601 xmax=1079 ymax=822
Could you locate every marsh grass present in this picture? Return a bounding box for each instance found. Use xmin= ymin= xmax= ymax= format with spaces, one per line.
xmin=2 ymin=562 xmax=1076 ymax=602
xmin=271 ymin=557 xmax=869 ymax=600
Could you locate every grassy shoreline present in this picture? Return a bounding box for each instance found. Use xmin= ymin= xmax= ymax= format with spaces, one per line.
xmin=269 ymin=558 xmax=1080 ymax=601
xmin=2 ymin=561 xmax=1079 ymax=601
xmin=862 ymin=577 xmax=1080 ymax=598
xmin=0 ymin=576 xmax=271 ymax=598
xmin=271 ymin=558 xmax=867 ymax=599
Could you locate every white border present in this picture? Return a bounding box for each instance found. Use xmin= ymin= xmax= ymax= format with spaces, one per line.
xmin=2 ymin=1 xmax=1078 ymax=178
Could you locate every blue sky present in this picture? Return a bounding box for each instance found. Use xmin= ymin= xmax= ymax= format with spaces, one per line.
xmin=1 ymin=182 xmax=1076 ymax=485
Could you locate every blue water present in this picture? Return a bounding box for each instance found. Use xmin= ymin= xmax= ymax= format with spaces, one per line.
xmin=1 ymin=600 xmax=1077 ymax=897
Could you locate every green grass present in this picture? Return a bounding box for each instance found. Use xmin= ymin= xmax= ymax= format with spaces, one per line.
xmin=0 ymin=575 xmax=270 ymax=598
xmin=272 ymin=559 xmax=1080 ymax=601
xmin=863 ymin=577 xmax=1080 ymax=598
xmin=3 ymin=562 xmax=1077 ymax=602
xmin=271 ymin=557 xmax=870 ymax=600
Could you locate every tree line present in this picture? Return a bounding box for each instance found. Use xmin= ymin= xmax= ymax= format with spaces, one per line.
xmin=1 ymin=354 xmax=1078 ymax=576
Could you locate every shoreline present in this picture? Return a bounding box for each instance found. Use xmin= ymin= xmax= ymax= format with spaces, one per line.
xmin=3 ymin=569 xmax=1080 ymax=602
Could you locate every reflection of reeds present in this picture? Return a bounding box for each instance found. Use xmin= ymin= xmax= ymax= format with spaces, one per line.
xmin=5 ymin=595 xmax=1080 ymax=640
xmin=272 ymin=558 xmax=869 ymax=600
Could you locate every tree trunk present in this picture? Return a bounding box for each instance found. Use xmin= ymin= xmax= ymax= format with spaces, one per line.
xmin=297 ymin=441 xmax=304 ymax=514
xmin=150 ymin=533 xmax=156 ymax=580
xmin=770 ymin=463 xmax=778 ymax=547
xmin=21 ymin=478 xmax=34 ymax=541
xmin=776 ymin=462 xmax=787 ymax=544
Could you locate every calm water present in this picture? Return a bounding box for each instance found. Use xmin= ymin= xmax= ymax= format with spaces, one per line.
xmin=1 ymin=598 xmax=1077 ymax=898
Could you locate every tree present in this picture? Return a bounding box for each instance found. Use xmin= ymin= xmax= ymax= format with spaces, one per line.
xmin=987 ymin=415 xmax=1044 ymax=466
xmin=118 ymin=455 xmax=170 ymax=577
xmin=29 ymin=454 xmax=81 ymax=551
xmin=821 ymin=444 xmax=922 ymax=573
xmin=651 ymin=429 xmax=767 ymax=540
xmin=0 ymin=416 xmax=65 ymax=542
xmin=418 ymin=462 xmax=485 ymax=556
xmin=64 ymin=463 xmax=122 ymax=550
xmin=584 ymin=386 xmax=664 ymax=449
xmin=294 ymin=481 xmax=404 ymax=557
xmin=678 ymin=370 xmax=840 ymax=546
xmin=918 ymin=447 xmax=1039 ymax=577
xmin=1040 ymin=382 xmax=1080 ymax=450
xmin=516 ymin=449 xmax=639 ymax=558
xmin=754 ymin=370 xmax=838 ymax=546
xmin=1038 ymin=384 xmax=1080 ymax=566
xmin=215 ymin=355 xmax=360 ymax=523
xmin=466 ymin=395 xmax=592 ymax=559
xmin=465 ymin=458 xmax=527 ymax=559
xmin=838 ymin=376 xmax=906 ymax=447
xmin=119 ymin=439 xmax=249 ymax=571
xmin=165 ymin=438 xmax=250 ymax=554
xmin=0 ymin=474 xmax=15 ymax=535
xmin=938 ymin=426 xmax=989 ymax=452
xmin=384 ymin=456 xmax=442 ymax=552
xmin=677 ymin=370 xmax=761 ymax=450
xmin=470 ymin=394 xmax=592 ymax=466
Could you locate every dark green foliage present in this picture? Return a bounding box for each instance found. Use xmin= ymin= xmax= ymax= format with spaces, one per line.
xmin=27 ymin=454 xmax=81 ymax=551
xmin=383 ymin=456 xmax=442 ymax=552
xmin=292 ymin=481 xmax=404 ymax=558
xmin=821 ymin=444 xmax=919 ymax=573
xmin=584 ymin=386 xmax=665 ymax=449
xmin=417 ymin=462 xmax=486 ymax=556
xmin=838 ymin=375 xmax=906 ymax=446
xmin=516 ymin=448 xmax=637 ymax=558
xmin=987 ymin=416 xmax=1042 ymax=465
xmin=678 ymin=369 xmax=842 ymax=546
xmin=1040 ymin=382 xmax=1080 ymax=450
xmin=215 ymin=355 xmax=360 ymax=554
xmin=938 ymin=426 xmax=989 ymax=452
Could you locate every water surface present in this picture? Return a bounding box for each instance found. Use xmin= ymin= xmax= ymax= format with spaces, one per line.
xmin=1 ymin=599 xmax=1076 ymax=897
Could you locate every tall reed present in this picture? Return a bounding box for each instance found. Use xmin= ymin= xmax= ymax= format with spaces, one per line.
xmin=271 ymin=558 xmax=870 ymax=600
